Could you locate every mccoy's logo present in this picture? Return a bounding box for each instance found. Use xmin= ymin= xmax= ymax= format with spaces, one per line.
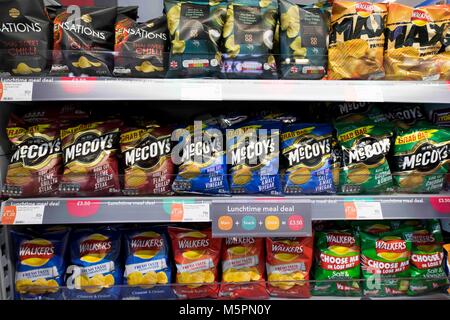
xmin=286 ymin=136 xmax=331 ymax=167
xmin=356 ymin=2 xmax=374 ymax=18
xmin=124 ymin=136 xmax=171 ymax=169
xmin=396 ymin=142 xmax=449 ymax=172
xmin=411 ymin=9 xmax=432 ymax=27
xmin=19 ymin=239 xmax=54 ymax=266
xmin=345 ymin=137 xmax=390 ymax=165
xmin=79 ymin=234 xmax=112 ymax=263
xmin=131 ymin=231 xmax=163 ymax=259
xmin=11 ymin=137 xmax=61 ymax=167
xmin=63 ymin=131 xmax=119 ymax=164
xmin=326 ymin=233 xmax=356 ymax=247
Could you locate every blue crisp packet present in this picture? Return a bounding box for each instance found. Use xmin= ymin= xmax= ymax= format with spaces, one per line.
xmin=12 ymin=227 xmax=70 ymax=300
xmin=172 ymin=123 xmax=230 ymax=195
xmin=228 ymin=120 xmax=282 ymax=194
xmin=64 ymin=226 xmax=122 ymax=300
xmin=122 ymin=227 xmax=176 ymax=300
xmin=281 ymin=123 xmax=335 ymax=194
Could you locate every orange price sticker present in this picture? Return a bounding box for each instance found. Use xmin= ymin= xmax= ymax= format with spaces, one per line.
xmin=265 ymin=215 xmax=280 ymax=231
xmin=170 ymin=203 xmax=184 ymax=222
xmin=344 ymin=202 xmax=357 ymax=219
xmin=1 ymin=205 xmax=16 ymax=225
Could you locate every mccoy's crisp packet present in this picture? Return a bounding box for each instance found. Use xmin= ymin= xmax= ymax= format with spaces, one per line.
xmin=281 ymin=123 xmax=334 ymax=194
xmin=392 ymin=122 xmax=450 ymax=193
xmin=328 ymin=1 xmax=387 ymax=80
xmin=169 ymin=226 xmax=222 ymax=299
xmin=219 ymin=237 xmax=268 ymax=300
xmin=65 ymin=226 xmax=122 ymax=300
xmin=122 ymin=227 xmax=175 ymax=300
xmin=336 ymin=121 xmax=393 ymax=194
xmin=228 ymin=120 xmax=282 ymax=195
xmin=12 ymin=227 xmax=70 ymax=300
xmin=385 ymin=4 xmax=450 ymax=81
xmin=266 ymin=237 xmax=314 ymax=298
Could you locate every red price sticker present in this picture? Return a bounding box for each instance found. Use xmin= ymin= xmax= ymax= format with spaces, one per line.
xmin=287 ymin=215 xmax=304 ymax=231
xmin=1 ymin=206 xmax=17 ymax=225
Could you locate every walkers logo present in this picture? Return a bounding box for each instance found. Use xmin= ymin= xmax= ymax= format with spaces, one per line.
xmin=19 ymin=239 xmax=54 ymax=267
xmin=411 ymin=9 xmax=432 ymax=27
xmin=79 ymin=234 xmax=112 ymax=263
xmin=356 ymin=2 xmax=374 ymax=18
xmin=178 ymin=231 xmax=210 ymax=251
xmin=131 ymin=231 xmax=164 ymax=259
xmin=376 ymin=237 xmax=408 ymax=261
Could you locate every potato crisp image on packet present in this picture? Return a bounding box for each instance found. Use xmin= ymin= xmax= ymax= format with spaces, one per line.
xmin=12 ymin=227 xmax=70 ymax=300
xmin=219 ymin=237 xmax=268 ymax=300
xmin=385 ymin=4 xmax=450 ymax=81
xmin=328 ymin=1 xmax=387 ymax=80
xmin=169 ymin=227 xmax=222 ymax=299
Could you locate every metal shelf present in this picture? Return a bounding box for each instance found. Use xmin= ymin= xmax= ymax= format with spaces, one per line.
xmin=1 ymin=194 xmax=450 ymax=226
xmin=0 ymin=78 xmax=449 ymax=103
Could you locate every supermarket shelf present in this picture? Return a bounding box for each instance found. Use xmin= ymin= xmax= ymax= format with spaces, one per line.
xmin=0 ymin=78 xmax=449 ymax=103
xmin=1 ymin=194 xmax=450 ymax=226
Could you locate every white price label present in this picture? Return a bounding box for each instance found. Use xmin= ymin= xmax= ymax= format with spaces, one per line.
xmin=354 ymin=202 xmax=383 ymax=220
xmin=181 ymin=82 xmax=222 ymax=100
xmin=0 ymin=82 xmax=33 ymax=101
xmin=10 ymin=205 xmax=45 ymax=225
xmin=344 ymin=85 xmax=383 ymax=102
xmin=182 ymin=203 xmax=210 ymax=222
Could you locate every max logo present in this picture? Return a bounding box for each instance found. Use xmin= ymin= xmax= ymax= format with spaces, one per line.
xmin=330 ymin=11 xmax=384 ymax=43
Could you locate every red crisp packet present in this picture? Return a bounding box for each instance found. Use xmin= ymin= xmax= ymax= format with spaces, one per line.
xmin=120 ymin=123 xmax=174 ymax=195
xmin=4 ymin=118 xmax=62 ymax=197
xmin=266 ymin=237 xmax=314 ymax=298
xmin=60 ymin=120 xmax=121 ymax=196
xmin=219 ymin=237 xmax=268 ymax=300
xmin=169 ymin=227 xmax=222 ymax=299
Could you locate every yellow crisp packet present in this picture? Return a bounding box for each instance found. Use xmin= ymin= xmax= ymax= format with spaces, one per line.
xmin=328 ymin=1 xmax=387 ymax=80
xmin=385 ymin=4 xmax=450 ymax=80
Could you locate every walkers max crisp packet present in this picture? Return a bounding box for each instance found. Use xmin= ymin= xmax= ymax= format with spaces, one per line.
xmin=266 ymin=237 xmax=314 ymax=298
xmin=228 ymin=120 xmax=282 ymax=195
xmin=53 ymin=7 xmax=118 ymax=76
xmin=336 ymin=120 xmax=393 ymax=194
xmin=122 ymin=227 xmax=175 ymax=300
xmin=221 ymin=0 xmax=278 ymax=79
xmin=360 ymin=228 xmax=412 ymax=297
xmin=281 ymin=123 xmax=334 ymax=194
xmin=114 ymin=15 xmax=169 ymax=78
xmin=0 ymin=0 xmax=52 ymax=76
xmin=12 ymin=227 xmax=70 ymax=300
xmin=169 ymin=227 xmax=222 ymax=299
xmin=164 ymin=0 xmax=227 ymax=78
xmin=219 ymin=237 xmax=268 ymax=300
xmin=4 ymin=113 xmax=62 ymax=197
xmin=65 ymin=226 xmax=122 ymax=300
xmin=385 ymin=4 xmax=450 ymax=81
xmin=392 ymin=122 xmax=450 ymax=193
xmin=313 ymin=229 xmax=361 ymax=296
xmin=60 ymin=120 xmax=121 ymax=196
xmin=406 ymin=220 xmax=448 ymax=296
xmin=328 ymin=1 xmax=387 ymax=80
xmin=121 ymin=123 xmax=175 ymax=196
xmin=279 ymin=0 xmax=328 ymax=80
xmin=172 ymin=122 xmax=229 ymax=195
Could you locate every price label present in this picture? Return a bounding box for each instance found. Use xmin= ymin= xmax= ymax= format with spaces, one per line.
xmin=182 ymin=203 xmax=210 ymax=222
xmin=344 ymin=85 xmax=383 ymax=102
xmin=345 ymin=201 xmax=383 ymax=220
xmin=0 ymin=82 xmax=33 ymax=101
xmin=1 ymin=204 xmax=44 ymax=225
xmin=181 ymin=82 xmax=222 ymax=100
